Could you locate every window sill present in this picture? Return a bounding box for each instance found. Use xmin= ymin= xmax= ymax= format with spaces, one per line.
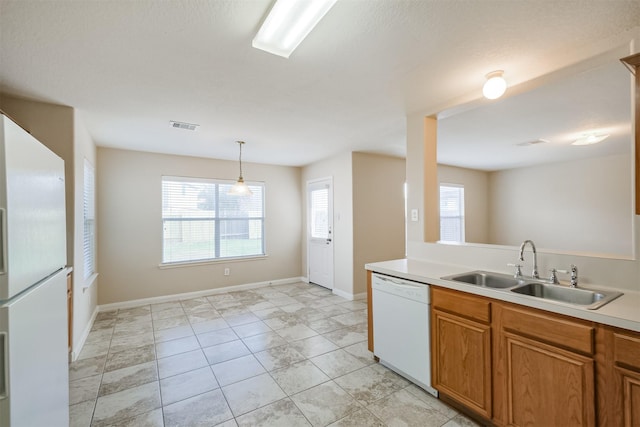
xmin=83 ymin=272 xmax=99 ymax=290
xmin=158 ymin=255 xmax=268 ymax=269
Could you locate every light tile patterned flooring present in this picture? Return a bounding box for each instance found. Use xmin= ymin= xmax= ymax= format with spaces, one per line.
xmin=69 ymin=281 xmax=480 ymax=427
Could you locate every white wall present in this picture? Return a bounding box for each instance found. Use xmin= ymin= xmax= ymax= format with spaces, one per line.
xmin=97 ymin=147 xmax=302 ymax=304
xmin=488 ymin=154 xmax=632 ymax=255
xmin=72 ymin=110 xmax=98 ymax=354
xmin=301 ymin=152 xmax=353 ymax=297
xmin=438 ymin=164 xmax=490 ymax=244
xmin=353 ymin=152 xmax=406 ymax=295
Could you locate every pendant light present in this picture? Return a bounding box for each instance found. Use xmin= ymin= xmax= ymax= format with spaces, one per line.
xmin=229 ymin=141 xmax=253 ymax=196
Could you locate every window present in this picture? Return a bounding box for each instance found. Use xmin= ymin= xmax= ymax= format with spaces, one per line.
xmin=440 ymin=184 xmax=465 ymax=243
xmin=83 ymin=159 xmax=96 ymax=280
xmin=162 ymin=176 xmax=265 ymax=264
xmin=310 ymin=185 xmax=329 ymax=239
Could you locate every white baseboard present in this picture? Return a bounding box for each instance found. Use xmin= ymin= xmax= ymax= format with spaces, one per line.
xmin=300 ymin=276 xmax=309 ymax=283
xmin=331 ymin=289 xmax=367 ymax=301
xmin=332 ymin=288 xmax=355 ymax=301
xmin=98 ymin=276 xmax=306 ymax=312
xmin=71 ymin=305 xmax=99 ymax=362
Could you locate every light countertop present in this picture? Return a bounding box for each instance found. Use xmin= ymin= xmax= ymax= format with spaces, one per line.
xmin=365 ymin=258 xmax=640 ymax=332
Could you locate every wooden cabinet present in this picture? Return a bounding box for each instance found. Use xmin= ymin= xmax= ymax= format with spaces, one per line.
xmin=431 ymin=288 xmax=493 ymax=419
xmin=365 ymin=275 xmax=639 ymax=426
xmin=493 ymin=303 xmax=596 ymax=427
xmin=596 ymin=325 xmax=640 ymax=426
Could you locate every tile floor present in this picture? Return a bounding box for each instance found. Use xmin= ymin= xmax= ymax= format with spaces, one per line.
xmin=69 ymin=281 xmax=480 ymax=427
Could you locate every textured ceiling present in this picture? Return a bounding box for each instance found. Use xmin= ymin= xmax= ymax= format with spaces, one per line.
xmin=1 ymin=0 xmax=639 ymax=167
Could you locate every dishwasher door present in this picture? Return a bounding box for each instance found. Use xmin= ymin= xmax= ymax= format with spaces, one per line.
xmin=372 ymin=273 xmax=437 ymax=396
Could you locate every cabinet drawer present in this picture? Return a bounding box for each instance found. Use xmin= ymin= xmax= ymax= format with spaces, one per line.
xmin=432 ymin=287 xmax=491 ymax=323
xmin=501 ymin=305 xmax=595 ymax=355
xmin=613 ymin=332 xmax=640 ymax=369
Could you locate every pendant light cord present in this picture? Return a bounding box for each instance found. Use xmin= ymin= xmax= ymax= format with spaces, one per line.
xmin=237 ymin=140 xmax=244 ymax=180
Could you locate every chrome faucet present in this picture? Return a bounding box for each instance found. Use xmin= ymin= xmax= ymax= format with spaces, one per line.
xmin=519 ymin=240 xmax=539 ymax=279
xmin=569 ymin=264 xmax=578 ymax=288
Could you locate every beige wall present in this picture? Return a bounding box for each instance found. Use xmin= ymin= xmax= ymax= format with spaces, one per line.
xmin=488 ymin=154 xmax=632 ymax=255
xmin=301 ymin=152 xmax=353 ymax=296
xmin=97 ymin=147 xmax=302 ymax=304
xmin=0 ymin=95 xmax=98 ymax=355
xmin=352 ymin=152 xmax=406 ymax=294
xmin=438 ymin=164 xmax=490 ymax=244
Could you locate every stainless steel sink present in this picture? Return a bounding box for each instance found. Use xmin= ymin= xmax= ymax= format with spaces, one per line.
xmin=442 ymin=270 xmax=623 ymax=310
xmin=511 ymin=282 xmax=622 ymax=310
xmin=442 ymin=271 xmax=524 ymax=289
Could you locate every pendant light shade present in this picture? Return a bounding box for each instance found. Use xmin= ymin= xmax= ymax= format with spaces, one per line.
xmin=229 ymin=141 xmax=253 ymax=196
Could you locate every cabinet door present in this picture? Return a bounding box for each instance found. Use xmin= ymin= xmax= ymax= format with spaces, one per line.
xmin=502 ymin=331 xmax=595 ymax=427
xmin=597 ymin=326 xmax=640 ymax=426
xmin=432 ymin=309 xmax=492 ymax=418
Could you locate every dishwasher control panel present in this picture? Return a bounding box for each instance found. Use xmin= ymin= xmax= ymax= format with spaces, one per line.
xmin=372 ymin=273 xmax=429 ymax=303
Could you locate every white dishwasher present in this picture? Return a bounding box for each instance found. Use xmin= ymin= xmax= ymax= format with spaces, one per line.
xmin=372 ymin=273 xmax=438 ymax=397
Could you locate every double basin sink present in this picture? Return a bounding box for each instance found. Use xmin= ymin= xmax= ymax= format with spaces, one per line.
xmin=441 ymin=271 xmax=623 ymax=310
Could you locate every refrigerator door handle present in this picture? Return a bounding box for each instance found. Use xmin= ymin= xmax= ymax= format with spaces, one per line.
xmin=0 ymin=207 xmax=6 ymax=275
xmin=0 ymin=331 xmax=7 ymax=400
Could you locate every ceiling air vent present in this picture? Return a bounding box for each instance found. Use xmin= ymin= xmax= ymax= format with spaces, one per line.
xmin=169 ymin=120 xmax=199 ymax=131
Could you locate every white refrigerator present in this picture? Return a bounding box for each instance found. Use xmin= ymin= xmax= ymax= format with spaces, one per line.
xmin=0 ymin=114 xmax=69 ymax=427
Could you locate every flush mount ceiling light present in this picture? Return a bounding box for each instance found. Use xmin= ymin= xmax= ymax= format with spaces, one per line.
xmin=252 ymin=0 xmax=338 ymax=58
xmin=482 ymin=70 xmax=507 ymax=100
xmin=229 ymin=141 xmax=253 ymax=196
xmin=571 ymin=133 xmax=610 ymax=146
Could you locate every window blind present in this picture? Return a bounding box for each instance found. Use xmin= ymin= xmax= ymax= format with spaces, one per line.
xmin=440 ymin=184 xmax=465 ymax=243
xmin=162 ymin=176 xmax=265 ymax=264
xmin=83 ymin=159 xmax=96 ymax=280
xmin=310 ymin=186 xmax=329 ymax=239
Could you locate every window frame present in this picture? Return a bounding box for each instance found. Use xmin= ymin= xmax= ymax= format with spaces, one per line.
xmin=160 ymin=175 xmax=266 ymax=267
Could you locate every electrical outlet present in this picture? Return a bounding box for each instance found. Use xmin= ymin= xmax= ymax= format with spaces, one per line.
xmin=224 ymin=268 xmax=230 ymax=276
xmin=411 ymin=209 xmax=419 ymax=222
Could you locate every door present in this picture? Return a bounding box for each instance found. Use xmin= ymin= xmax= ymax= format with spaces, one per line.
xmin=307 ymin=178 xmax=333 ymax=289
xmin=502 ymin=332 xmax=595 ymax=427
xmin=432 ymin=309 xmax=492 ymax=418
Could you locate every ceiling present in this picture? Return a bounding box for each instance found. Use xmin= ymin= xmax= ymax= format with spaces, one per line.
xmin=1 ymin=0 xmax=639 ymax=167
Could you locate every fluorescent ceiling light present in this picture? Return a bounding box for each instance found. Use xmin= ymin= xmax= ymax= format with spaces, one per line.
xmin=571 ymin=133 xmax=609 ymax=146
xmin=253 ymin=0 xmax=338 ymax=58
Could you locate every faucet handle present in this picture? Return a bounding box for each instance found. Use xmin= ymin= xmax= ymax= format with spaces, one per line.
xmin=549 ymin=268 xmax=572 ymax=285
xmin=507 ymin=263 xmax=523 ymax=278
xmin=549 ymin=268 xmax=568 ymax=284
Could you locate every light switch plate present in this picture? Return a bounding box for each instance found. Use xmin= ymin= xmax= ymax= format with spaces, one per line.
xmin=411 ymin=209 xmax=419 ymax=221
